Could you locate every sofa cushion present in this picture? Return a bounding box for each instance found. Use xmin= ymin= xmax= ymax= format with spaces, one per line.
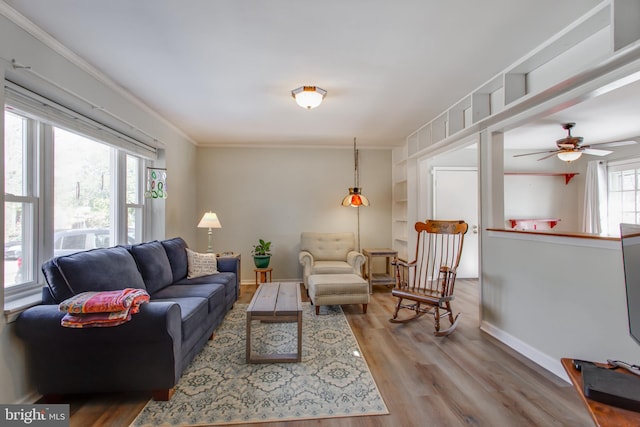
xmin=174 ymin=272 xmax=237 ymax=305
xmin=151 ymin=296 xmax=208 ymax=351
xmin=311 ymin=260 xmax=356 ymax=275
xmin=44 ymin=246 xmax=146 ymax=303
xmin=129 ymin=241 xmax=174 ymax=294
xmin=161 ymin=237 xmax=189 ymax=282
xmin=186 ymin=248 xmax=218 ymax=279
xmin=151 ymin=283 xmax=225 ymax=314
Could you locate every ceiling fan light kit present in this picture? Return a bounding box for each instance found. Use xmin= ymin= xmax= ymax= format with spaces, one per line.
xmin=291 ymin=86 xmax=327 ymax=109
xmin=556 ymin=150 xmax=583 ymax=162
xmin=514 ymin=122 xmax=637 ymax=163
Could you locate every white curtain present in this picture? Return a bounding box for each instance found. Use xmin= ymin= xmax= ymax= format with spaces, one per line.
xmin=582 ymin=160 xmax=607 ymax=234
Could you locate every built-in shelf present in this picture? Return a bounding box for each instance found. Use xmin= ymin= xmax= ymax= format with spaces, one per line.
xmin=504 ymin=172 xmax=578 ymax=185
xmin=508 ymin=218 xmax=561 ymax=230
xmin=392 ymin=146 xmax=409 ymax=260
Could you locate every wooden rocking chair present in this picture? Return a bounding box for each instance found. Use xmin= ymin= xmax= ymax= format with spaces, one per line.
xmin=390 ymin=219 xmax=468 ymax=336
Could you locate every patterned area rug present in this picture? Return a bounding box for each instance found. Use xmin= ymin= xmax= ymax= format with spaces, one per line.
xmin=130 ymin=303 xmax=388 ymax=426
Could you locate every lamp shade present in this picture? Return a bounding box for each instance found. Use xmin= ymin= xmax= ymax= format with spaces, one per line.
xmin=557 ymin=150 xmax=582 ymax=162
xmin=197 ymin=212 xmax=221 ymax=229
xmin=342 ymin=188 xmax=370 ymax=207
xmin=291 ymin=86 xmax=327 ymax=109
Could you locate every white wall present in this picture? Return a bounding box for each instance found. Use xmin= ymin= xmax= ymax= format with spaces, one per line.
xmin=503 ymin=174 xmax=580 ymax=231
xmin=195 ymin=146 xmax=392 ymax=283
xmin=0 ymin=13 xmax=198 ymax=403
xmin=481 ymin=232 xmax=640 ymax=379
xmin=504 ymin=149 xmax=584 ymax=232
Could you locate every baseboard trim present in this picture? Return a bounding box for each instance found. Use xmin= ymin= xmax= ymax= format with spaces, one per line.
xmin=480 ymin=321 xmax=570 ymax=383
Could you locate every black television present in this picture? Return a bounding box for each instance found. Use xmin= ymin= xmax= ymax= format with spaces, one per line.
xmin=620 ymin=223 xmax=640 ymax=345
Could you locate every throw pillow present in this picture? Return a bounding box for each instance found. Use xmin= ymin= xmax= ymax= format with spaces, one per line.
xmin=186 ymin=248 xmax=219 ymax=279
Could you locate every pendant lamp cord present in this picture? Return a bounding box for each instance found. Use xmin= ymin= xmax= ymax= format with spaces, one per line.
xmin=353 ymin=137 xmax=359 ymax=187
xmin=354 ymin=137 xmax=361 ymax=251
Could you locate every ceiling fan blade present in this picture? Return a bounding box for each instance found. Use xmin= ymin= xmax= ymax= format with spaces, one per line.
xmin=513 ymin=150 xmax=557 ymax=158
xmin=537 ymin=152 xmax=559 ymax=161
xmin=585 ymin=139 xmax=638 ymax=148
xmin=583 ymin=148 xmax=612 ymax=156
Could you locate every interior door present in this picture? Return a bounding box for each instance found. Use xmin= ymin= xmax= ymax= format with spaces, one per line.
xmin=433 ymin=167 xmax=479 ymax=278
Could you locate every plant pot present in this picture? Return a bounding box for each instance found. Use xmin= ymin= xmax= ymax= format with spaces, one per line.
xmin=253 ymin=255 xmax=271 ymax=268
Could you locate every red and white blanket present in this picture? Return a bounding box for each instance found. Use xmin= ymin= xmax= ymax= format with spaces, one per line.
xmin=58 ymin=288 xmax=150 ymax=328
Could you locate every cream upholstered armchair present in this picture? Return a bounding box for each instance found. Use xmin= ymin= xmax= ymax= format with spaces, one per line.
xmin=298 ymin=232 xmax=366 ymax=290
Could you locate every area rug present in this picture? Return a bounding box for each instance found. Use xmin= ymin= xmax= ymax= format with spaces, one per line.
xmin=130 ymin=303 xmax=388 ymax=426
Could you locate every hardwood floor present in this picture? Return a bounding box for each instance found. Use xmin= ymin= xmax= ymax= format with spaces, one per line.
xmin=64 ymin=280 xmax=592 ymax=426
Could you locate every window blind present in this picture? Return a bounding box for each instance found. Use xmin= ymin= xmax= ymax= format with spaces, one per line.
xmin=4 ymin=81 xmax=158 ymax=160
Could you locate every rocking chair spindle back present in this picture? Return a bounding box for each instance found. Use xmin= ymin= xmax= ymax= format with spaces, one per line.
xmin=390 ymin=219 xmax=468 ymax=336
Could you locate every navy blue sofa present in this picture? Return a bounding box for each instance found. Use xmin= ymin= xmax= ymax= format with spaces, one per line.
xmin=15 ymin=237 xmax=239 ymax=401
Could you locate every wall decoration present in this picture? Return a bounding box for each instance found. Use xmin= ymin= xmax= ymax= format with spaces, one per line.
xmin=145 ymin=167 xmax=167 ymax=199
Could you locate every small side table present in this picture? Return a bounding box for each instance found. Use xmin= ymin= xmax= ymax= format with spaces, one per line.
xmin=362 ymin=248 xmax=398 ymax=294
xmin=254 ymin=267 xmax=273 ymax=285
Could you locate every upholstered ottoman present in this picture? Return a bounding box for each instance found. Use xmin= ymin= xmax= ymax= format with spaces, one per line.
xmin=307 ymin=273 xmax=369 ymax=314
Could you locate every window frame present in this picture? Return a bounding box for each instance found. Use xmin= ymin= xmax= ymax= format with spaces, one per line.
xmin=606 ymin=159 xmax=640 ymax=233
xmin=3 ymin=106 xmax=149 ymax=317
xmin=4 ymin=112 xmax=42 ymax=306
xmin=124 ymin=153 xmax=146 ymax=244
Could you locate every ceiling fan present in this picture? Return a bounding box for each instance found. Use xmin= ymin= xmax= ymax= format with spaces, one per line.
xmin=513 ymin=122 xmax=637 ymax=162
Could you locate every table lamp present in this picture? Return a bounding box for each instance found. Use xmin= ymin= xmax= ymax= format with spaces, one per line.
xmin=197 ymin=211 xmax=222 ymax=253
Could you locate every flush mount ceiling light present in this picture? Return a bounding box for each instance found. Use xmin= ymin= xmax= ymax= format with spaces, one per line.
xmin=291 ymin=86 xmax=327 ymax=109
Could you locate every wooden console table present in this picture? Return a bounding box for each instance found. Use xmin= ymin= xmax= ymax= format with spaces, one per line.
xmin=561 ymin=358 xmax=640 ymax=426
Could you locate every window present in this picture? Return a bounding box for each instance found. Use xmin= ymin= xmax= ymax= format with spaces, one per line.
xmin=4 ymin=111 xmax=37 ymax=292
xmin=607 ymin=160 xmax=640 ymax=233
xmin=53 ymin=127 xmax=114 ymax=251
xmin=4 ymin=106 xmax=149 ymax=308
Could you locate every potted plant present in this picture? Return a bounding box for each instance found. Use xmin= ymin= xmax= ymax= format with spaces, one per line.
xmin=252 ymin=239 xmax=272 ymax=268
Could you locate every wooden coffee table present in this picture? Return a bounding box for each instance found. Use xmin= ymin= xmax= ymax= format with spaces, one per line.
xmin=246 ymin=282 xmax=302 ymax=363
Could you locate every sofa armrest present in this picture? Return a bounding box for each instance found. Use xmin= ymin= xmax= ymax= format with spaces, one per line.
xmin=15 ymin=301 xmax=182 ymax=345
xmin=347 ymin=251 xmax=366 ymax=275
xmin=14 ymin=301 xmax=184 ymax=395
xmin=217 ymin=256 xmax=240 ymax=299
xmin=298 ymin=251 xmax=314 ymax=289
xmin=298 ymin=250 xmax=314 ymax=267
xmin=217 ymin=257 xmax=238 ymax=274
xmin=298 ymin=250 xmax=315 ymax=275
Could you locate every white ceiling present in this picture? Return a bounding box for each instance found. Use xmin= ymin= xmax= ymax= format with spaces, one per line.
xmin=3 ymin=0 xmax=618 ymax=149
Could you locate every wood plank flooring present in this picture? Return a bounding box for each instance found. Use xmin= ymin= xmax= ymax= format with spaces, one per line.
xmin=63 ymin=279 xmax=592 ymax=426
